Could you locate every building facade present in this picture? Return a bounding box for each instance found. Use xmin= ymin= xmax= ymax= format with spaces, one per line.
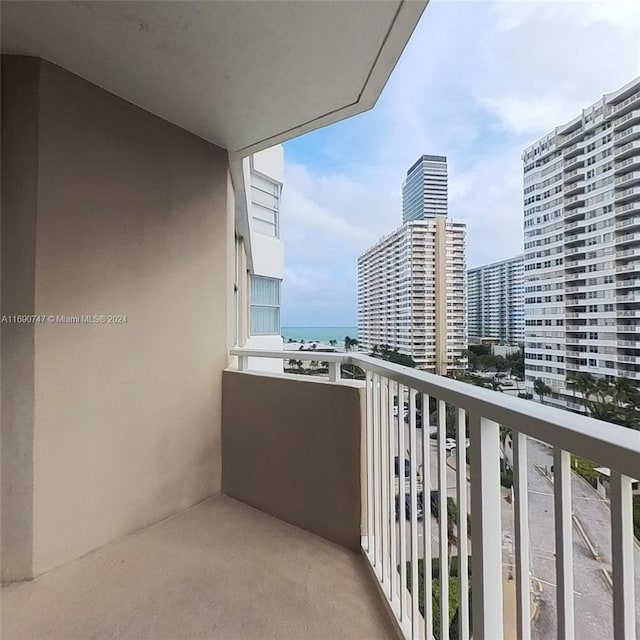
xmin=522 ymin=76 xmax=640 ymax=408
xmin=468 ymin=255 xmax=524 ymax=344
xmin=243 ymin=146 xmax=285 ymax=373
xmin=402 ymin=154 xmax=448 ymax=222
xmin=357 ymin=218 xmax=467 ymax=374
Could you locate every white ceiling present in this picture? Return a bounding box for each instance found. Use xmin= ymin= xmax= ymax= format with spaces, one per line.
xmin=1 ymin=1 xmax=425 ymax=155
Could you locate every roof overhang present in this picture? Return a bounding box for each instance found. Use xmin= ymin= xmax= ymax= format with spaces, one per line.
xmin=1 ymin=0 xmax=426 ymax=155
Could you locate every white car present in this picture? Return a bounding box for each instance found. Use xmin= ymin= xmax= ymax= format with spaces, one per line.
xmin=445 ymin=438 xmax=456 ymax=451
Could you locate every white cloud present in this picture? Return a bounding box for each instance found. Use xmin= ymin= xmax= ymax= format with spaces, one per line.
xmin=281 ymin=0 xmax=640 ymax=324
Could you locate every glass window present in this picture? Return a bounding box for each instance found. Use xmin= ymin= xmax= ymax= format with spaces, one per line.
xmin=250 ymin=276 xmax=281 ymax=335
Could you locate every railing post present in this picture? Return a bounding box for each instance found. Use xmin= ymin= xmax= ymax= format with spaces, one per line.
xmin=238 ymin=355 xmax=248 ymax=371
xmin=328 ymin=361 xmax=340 ymax=382
xmin=611 ymin=471 xmax=636 ymax=640
xmin=553 ymin=448 xmax=575 ymax=640
xmin=469 ymin=414 xmax=503 ymax=640
xmin=513 ymin=431 xmax=531 ymax=640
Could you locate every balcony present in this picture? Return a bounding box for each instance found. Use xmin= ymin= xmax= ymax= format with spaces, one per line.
xmin=616 ymin=216 xmax=640 ymax=230
xmin=3 ymin=496 xmax=394 ymax=640
xmin=215 ymin=349 xmax=638 ymax=640
xmin=615 ymin=171 xmax=640 ymax=188
xmin=614 ymin=124 xmax=640 ymax=145
xmin=617 ymin=247 xmax=640 ymax=259
xmin=564 ymin=193 xmax=586 ymax=208
xmin=613 ymin=108 xmax=640 ymax=130
xmin=563 ymin=141 xmax=583 ymax=158
xmin=615 ymin=231 xmax=640 ymax=245
xmin=564 ymin=156 xmax=585 ymax=172
xmin=614 ymin=140 xmax=640 ymax=160
xmin=612 ymin=91 xmax=640 ymax=116
xmin=616 ymin=186 xmax=640 ymax=203
xmin=615 ymin=155 xmax=640 ymax=174
xmin=565 ymin=181 xmax=585 ymax=196
xmin=564 ymin=168 xmax=583 ymax=184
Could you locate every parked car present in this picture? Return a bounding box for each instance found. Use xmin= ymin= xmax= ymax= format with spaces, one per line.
xmin=445 ymin=438 xmax=456 ymax=451
xmin=403 ymin=410 xmax=423 ymax=428
xmin=430 ymin=490 xmax=439 ymax=518
xmin=395 ymin=492 xmax=424 ymax=521
xmin=394 ymin=456 xmax=411 ymax=478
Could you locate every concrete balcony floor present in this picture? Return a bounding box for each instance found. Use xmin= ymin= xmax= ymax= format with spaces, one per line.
xmin=2 ymin=496 xmax=396 ymax=640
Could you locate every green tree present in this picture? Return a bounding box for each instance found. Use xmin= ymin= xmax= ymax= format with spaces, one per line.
xmin=533 ymin=378 xmax=551 ymax=405
xmin=371 ymin=344 xmax=417 ymax=368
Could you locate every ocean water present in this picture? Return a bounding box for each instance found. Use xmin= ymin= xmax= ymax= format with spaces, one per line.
xmin=282 ymin=326 xmax=358 ymax=344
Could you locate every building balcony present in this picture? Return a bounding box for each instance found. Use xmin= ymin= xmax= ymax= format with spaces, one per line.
xmin=212 ymin=348 xmax=639 ymax=640
xmin=618 ymin=325 xmax=640 ymax=333
xmin=564 ymin=193 xmax=586 ymax=208
xmin=564 ymin=156 xmax=585 ymax=172
xmin=616 ymin=216 xmax=640 ymax=230
xmin=564 ymin=181 xmax=585 ymax=196
xmin=616 ymin=186 xmax=640 ymax=203
xmin=617 ymin=339 xmax=640 ymax=347
xmin=612 ymin=90 xmax=640 ymax=116
xmin=614 ymin=140 xmax=640 ymax=160
xmin=615 ymin=231 xmax=640 ymax=245
xmin=615 ymin=170 xmax=640 ymax=188
xmin=617 ymin=247 xmax=640 ymax=260
xmin=613 ymin=108 xmax=640 ymax=130
xmin=615 ymin=155 xmax=640 ymax=174
xmin=3 ymin=496 xmax=394 ymax=640
xmin=614 ymin=124 xmax=640 ymax=145
xmin=563 ymin=141 xmax=583 ymax=158
xmin=564 ymin=168 xmax=583 ymax=184
xmin=617 ymin=277 xmax=640 ymax=289
xmin=564 ymin=206 xmax=585 ymax=220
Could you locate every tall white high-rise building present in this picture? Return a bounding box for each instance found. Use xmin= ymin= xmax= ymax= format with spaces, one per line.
xmin=468 ymin=255 xmax=524 ymax=344
xmin=402 ymin=155 xmax=448 ymax=222
xmin=522 ymin=77 xmax=640 ymax=408
xmin=358 ymin=218 xmax=467 ymax=374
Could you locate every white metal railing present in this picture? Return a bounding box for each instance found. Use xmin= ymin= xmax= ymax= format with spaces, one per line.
xmin=229 ymin=348 xmax=640 ymax=640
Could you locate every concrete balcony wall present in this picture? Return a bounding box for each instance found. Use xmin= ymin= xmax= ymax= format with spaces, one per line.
xmin=222 ymin=370 xmax=365 ymax=550
xmin=1 ymin=56 xmax=232 ymax=582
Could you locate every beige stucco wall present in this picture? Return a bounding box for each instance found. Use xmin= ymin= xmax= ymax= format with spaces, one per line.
xmin=222 ymin=370 xmax=364 ymax=550
xmin=1 ymin=56 xmax=231 ymax=579
xmin=1 ymin=56 xmax=40 ymax=583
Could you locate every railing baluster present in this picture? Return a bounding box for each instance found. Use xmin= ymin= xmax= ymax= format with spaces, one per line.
xmin=422 ymin=394 xmax=433 ymax=640
xmin=553 ymin=447 xmax=575 ymax=640
xmin=366 ymin=371 xmax=374 ymax=557
xmin=328 ymin=361 xmax=340 ymax=382
xmin=611 ymin=471 xmax=636 ymax=640
xmin=398 ymin=383 xmax=408 ymax=622
xmin=469 ymin=414 xmax=503 ymax=640
xmin=455 ymin=406 xmax=469 ymax=640
xmin=373 ymin=374 xmax=382 ymax=568
xmin=437 ymin=399 xmax=449 ymax=640
xmin=408 ymin=389 xmax=420 ymax=638
xmin=513 ymin=431 xmax=531 ymax=640
xmin=381 ymin=377 xmax=389 ymax=590
xmin=389 ymin=380 xmax=398 ymax=604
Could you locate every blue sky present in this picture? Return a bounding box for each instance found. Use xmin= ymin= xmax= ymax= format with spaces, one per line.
xmin=280 ymin=0 xmax=640 ymax=326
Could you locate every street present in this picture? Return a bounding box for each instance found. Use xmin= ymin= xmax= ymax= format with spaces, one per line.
xmin=388 ymin=415 xmax=640 ymax=639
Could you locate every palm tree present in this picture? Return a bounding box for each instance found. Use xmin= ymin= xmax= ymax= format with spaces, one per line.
xmin=533 ymin=378 xmax=551 ymax=405
xmin=287 ymin=358 xmax=298 ymax=369
xmin=344 ymin=336 xmax=353 ymax=352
